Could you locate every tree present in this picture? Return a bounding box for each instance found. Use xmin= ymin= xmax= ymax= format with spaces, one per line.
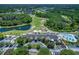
xmin=47 ymin=42 xmax=54 ymax=49
xmin=44 ymin=9 xmax=79 ymax=32
xmin=13 ymin=47 xmax=28 ymax=55
xmin=0 ymin=42 xmax=4 ymax=47
xmin=0 ymin=14 xmax=32 ymax=26
xmin=16 ymin=38 xmax=25 ymax=46
xmin=38 ymin=48 xmax=51 ymax=55
xmin=36 ymin=44 xmax=40 ymax=50
xmin=27 ymin=44 xmax=32 ymax=49
xmin=60 ymin=49 xmax=76 ymax=55
xmin=16 ymin=37 xmax=33 ymax=47
xmin=0 ymin=50 xmax=3 ymax=55
xmin=0 ymin=33 xmax=5 ymax=40
xmin=35 ymin=12 xmax=48 ymax=18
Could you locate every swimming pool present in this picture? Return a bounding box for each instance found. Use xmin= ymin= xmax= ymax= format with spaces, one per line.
xmin=59 ymin=33 xmax=77 ymax=42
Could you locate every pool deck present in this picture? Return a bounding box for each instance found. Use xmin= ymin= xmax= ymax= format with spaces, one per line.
xmin=58 ymin=33 xmax=77 ymax=42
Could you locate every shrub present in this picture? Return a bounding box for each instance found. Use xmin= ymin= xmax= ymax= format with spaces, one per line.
xmin=13 ymin=47 xmax=28 ymax=55
xmin=38 ymin=48 xmax=51 ymax=55
xmin=60 ymin=49 xmax=76 ymax=55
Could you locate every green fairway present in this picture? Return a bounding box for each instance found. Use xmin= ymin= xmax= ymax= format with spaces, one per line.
xmin=31 ymin=15 xmax=42 ymax=30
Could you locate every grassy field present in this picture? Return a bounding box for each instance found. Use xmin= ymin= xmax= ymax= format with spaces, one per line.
xmin=2 ymin=30 xmax=28 ymax=35
xmin=31 ymin=15 xmax=42 ymax=30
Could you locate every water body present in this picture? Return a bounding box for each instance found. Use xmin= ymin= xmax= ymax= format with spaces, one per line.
xmin=0 ymin=25 xmax=31 ymax=32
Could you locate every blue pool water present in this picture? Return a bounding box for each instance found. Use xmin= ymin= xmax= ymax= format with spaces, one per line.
xmin=59 ymin=33 xmax=77 ymax=42
xmin=0 ymin=25 xmax=31 ymax=32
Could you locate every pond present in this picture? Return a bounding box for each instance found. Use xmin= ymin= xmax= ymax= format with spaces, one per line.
xmin=0 ymin=25 xmax=31 ymax=32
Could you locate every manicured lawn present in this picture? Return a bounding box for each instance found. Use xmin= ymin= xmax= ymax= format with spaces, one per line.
xmin=31 ymin=15 xmax=42 ymax=30
xmin=2 ymin=30 xmax=29 ymax=35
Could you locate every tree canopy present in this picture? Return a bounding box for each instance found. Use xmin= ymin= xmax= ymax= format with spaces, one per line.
xmin=0 ymin=14 xmax=32 ymax=26
xmin=38 ymin=48 xmax=51 ymax=55
xmin=13 ymin=47 xmax=28 ymax=55
xmin=35 ymin=9 xmax=79 ymax=32
xmin=0 ymin=33 xmax=5 ymax=40
xmin=60 ymin=49 xmax=76 ymax=55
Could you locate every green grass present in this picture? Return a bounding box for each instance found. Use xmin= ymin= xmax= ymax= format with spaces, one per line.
xmin=2 ymin=29 xmax=33 ymax=35
xmin=31 ymin=43 xmax=40 ymax=49
xmin=31 ymin=15 xmax=41 ymax=30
